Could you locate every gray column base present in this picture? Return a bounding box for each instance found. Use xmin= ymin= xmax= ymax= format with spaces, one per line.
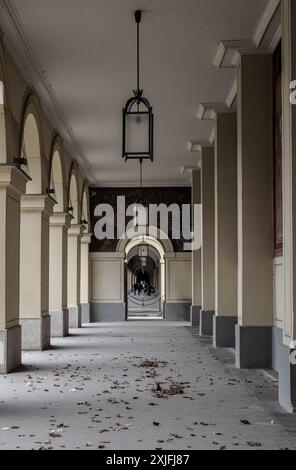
xmin=235 ymin=325 xmax=272 ymax=369
xmin=0 ymin=326 xmax=22 ymax=374
xmin=190 ymin=306 xmax=201 ymax=327
xmin=50 ymin=309 xmax=69 ymax=338
xmin=69 ymin=305 xmax=82 ymax=329
xmin=81 ymin=303 xmax=90 ymax=324
xmin=200 ymin=310 xmax=215 ymax=336
xmin=90 ymin=303 xmax=126 ymax=322
xmin=164 ymin=303 xmax=191 ymax=322
xmin=20 ymin=316 xmax=51 ymax=351
xmin=213 ymin=316 xmax=237 ymax=348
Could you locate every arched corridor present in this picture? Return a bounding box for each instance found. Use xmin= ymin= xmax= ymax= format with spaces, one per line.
xmin=0 ymin=0 xmax=296 ymax=452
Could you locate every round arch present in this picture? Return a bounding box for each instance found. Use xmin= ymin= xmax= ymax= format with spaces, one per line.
xmin=49 ymin=136 xmax=66 ymax=213
xmin=81 ymin=182 xmax=90 ymax=231
xmin=0 ymin=41 xmax=11 ymax=164
xmin=19 ymin=94 xmax=45 ymax=194
xmin=116 ymin=226 xmax=174 ymax=257
xmin=67 ymin=164 xmax=80 ymax=224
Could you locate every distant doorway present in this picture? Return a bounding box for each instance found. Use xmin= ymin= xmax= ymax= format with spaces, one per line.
xmin=125 ymin=237 xmax=165 ymax=321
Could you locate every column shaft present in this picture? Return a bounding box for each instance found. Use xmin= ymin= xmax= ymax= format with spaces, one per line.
xmin=80 ymin=233 xmax=92 ymax=323
xmin=280 ymin=0 xmax=296 ymax=412
xmin=235 ymin=54 xmax=274 ymax=368
xmin=20 ymin=195 xmax=54 ymax=351
xmin=49 ymin=213 xmax=71 ymax=337
xmin=200 ymin=147 xmax=215 ymax=336
xmin=191 ymin=169 xmax=202 ymax=327
xmin=214 ymin=113 xmax=238 ymax=347
xmin=0 ymin=166 xmax=28 ymax=372
xmin=68 ymin=225 xmax=83 ymax=328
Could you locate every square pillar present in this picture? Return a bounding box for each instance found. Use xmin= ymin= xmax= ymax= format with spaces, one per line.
xmin=191 ymin=169 xmax=202 ymax=327
xmin=214 ymin=113 xmax=238 ymax=348
xmin=200 ymin=147 xmax=215 ymax=336
xmin=281 ymin=0 xmax=296 ymax=412
xmin=68 ymin=225 xmax=83 ymax=328
xmin=20 ymin=195 xmax=54 ymax=351
xmin=235 ymin=54 xmax=274 ymax=369
xmin=80 ymin=233 xmax=92 ymax=324
xmin=49 ymin=213 xmax=72 ymax=337
xmin=0 ymin=166 xmax=28 ymax=373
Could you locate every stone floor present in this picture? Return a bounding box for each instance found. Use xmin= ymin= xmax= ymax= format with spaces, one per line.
xmin=0 ymin=321 xmax=296 ymax=451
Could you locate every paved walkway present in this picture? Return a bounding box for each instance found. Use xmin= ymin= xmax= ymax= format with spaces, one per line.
xmin=0 ymin=322 xmax=295 ymax=450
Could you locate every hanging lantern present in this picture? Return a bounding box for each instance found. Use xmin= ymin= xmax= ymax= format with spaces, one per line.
xmin=122 ymin=10 xmax=154 ymax=162
xmin=138 ymin=243 xmax=148 ymax=267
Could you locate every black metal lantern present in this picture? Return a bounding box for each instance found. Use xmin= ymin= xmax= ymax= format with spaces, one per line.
xmin=122 ymin=10 xmax=154 ymax=162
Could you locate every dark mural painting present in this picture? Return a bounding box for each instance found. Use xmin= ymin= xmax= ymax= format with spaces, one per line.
xmin=89 ymin=187 xmax=191 ymax=253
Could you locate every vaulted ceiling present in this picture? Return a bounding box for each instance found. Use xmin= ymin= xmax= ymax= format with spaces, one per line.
xmin=1 ymin=0 xmax=272 ymax=186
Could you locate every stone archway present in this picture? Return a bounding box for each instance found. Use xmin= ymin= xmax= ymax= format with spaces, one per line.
xmin=116 ymin=227 xmax=174 ymax=320
xmin=80 ymin=183 xmax=92 ymax=323
xmin=67 ymin=166 xmax=83 ymax=328
xmin=48 ymin=140 xmax=71 ymax=338
xmin=19 ymin=97 xmax=54 ymax=351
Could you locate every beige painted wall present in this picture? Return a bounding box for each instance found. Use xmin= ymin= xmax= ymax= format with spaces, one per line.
xmin=166 ymin=253 xmax=192 ymax=303
xmin=90 ymin=253 xmax=125 ymax=304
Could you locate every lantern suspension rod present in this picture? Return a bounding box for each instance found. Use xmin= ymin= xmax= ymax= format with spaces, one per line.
xmin=135 ymin=10 xmax=142 ymax=92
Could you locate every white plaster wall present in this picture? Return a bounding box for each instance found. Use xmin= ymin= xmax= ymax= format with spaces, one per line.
xmin=273 ymin=257 xmax=284 ymax=329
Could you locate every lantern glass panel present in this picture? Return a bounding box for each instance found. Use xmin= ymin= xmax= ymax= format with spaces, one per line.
xmin=125 ymin=112 xmax=150 ymax=155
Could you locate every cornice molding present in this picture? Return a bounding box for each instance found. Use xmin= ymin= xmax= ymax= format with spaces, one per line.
xmin=253 ymin=0 xmax=281 ymax=47
xmin=0 ymin=0 xmax=95 ymax=184
xmin=186 ymin=140 xmax=214 ymax=153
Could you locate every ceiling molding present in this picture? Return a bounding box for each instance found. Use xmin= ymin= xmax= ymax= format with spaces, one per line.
xmin=0 ymin=0 xmax=95 ymax=184
xmin=226 ymin=79 xmax=238 ymax=109
xmin=253 ymin=0 xmax=281 ymax=47
xmin=268 ymin=23 xmax=282 ymax=53
xmin=209 ymin=128 xmax=215 ymax=145
xmin=213 ymin=0 xmax=281 ymax=69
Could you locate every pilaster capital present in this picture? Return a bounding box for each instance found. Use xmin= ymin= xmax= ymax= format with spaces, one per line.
xmin=213 ymin=40 xmax=270 ymax=69
xmin=21 ymin=194 xmax=55 ymax=218
xmin=186 ymin=140 xmax=214 ymax=153
xmin=0 ymin=165 xmax=30 ymax=197
xmin=68 ymin=224 xmax=84 ymax=238
xmin=81 ymin=233 xmax=92 ymax=245
xmin=197 ymin=103 xmax=236 ymax=121
xmin=50 ymin=212 xmax=72 ymax=229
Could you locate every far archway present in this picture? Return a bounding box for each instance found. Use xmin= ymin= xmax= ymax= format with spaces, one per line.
xmin=126 ymin=240 xmax=164 ymax=320
xmin=118 ymin=228 xmax=170 ymax=321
